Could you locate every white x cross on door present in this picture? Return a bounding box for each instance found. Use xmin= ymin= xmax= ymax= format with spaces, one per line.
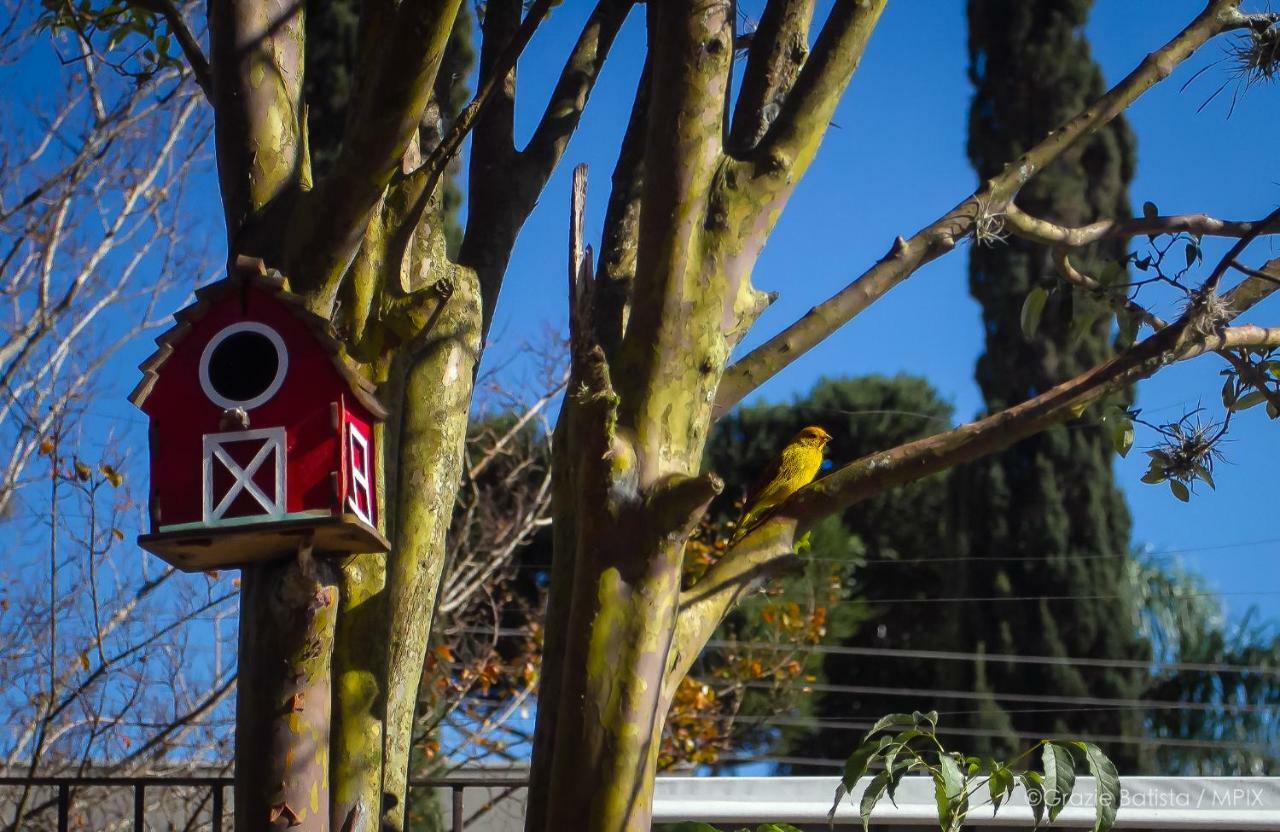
xmin=202 ymin=427 xmax=286 ymax=524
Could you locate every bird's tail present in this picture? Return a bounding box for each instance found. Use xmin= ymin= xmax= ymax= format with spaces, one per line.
xmin=728 ymin=507 xmax=773 ymax=546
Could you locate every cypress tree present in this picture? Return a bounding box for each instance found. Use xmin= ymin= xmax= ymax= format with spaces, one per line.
xmin=962 ymin=0 xmax=1152 ymax=771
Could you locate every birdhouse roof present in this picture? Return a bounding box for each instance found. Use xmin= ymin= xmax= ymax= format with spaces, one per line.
xmin=129 ymin=257 xmax=388 ymax=419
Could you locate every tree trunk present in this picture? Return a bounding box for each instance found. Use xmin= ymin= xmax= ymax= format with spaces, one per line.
xmin=537 ymin=554 xmax=680 ymax=831
xmin=236 ymin=554 xmax=339 ymax=831
xmin=379 ymin=273 xmax=483 ymax=830
xmin=526 ymin=4 xmax=885 ymax=827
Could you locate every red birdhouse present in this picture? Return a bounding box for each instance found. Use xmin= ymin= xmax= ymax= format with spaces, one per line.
xmin=131 ymin=258 xmax=390 ymax=571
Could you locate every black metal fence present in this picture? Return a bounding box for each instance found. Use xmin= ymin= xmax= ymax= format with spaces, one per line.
xmin=0 ymin=774 xmax=529 ymax=832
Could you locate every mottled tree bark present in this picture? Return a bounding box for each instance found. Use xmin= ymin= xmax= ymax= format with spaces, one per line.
xmin=235 ymin=554 xmax=339 ymax=831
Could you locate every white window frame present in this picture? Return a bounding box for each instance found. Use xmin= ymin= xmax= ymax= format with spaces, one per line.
xmin=198 ymin=321 xmax=289 ymax=411
xmin=347 ymin=423 xmax=373 ymax=525
xmin=202 ymin=427 xmax=287 ymax=524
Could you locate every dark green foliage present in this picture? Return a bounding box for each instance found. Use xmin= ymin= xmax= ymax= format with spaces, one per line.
xmin=961 ymin=0 xmax=1150 ymax=769
xmin=706 ymin=376 xmax=967 ymax=763
xmin=305 ymin=1 xmax=472 ymax=253
xmin=304 ymin=0 xmax=362 ymax=178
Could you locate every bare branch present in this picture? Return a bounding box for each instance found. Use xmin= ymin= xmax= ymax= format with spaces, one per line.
xmin=747 ymin=0 xmax=884 ymax=176
xmin=678 ymin=214 xmax=1280 ymax=666
xmin=593 ymin=55 xmax=650 ymax=358
xmin=714 ymin=0 xmax=1263 ymax=416
xmin=1006 ymin=203 xmax=1274 ymax=247
xmin=728 ymin=0 xmax=818 ymax=152
xmin=459 ymin=0 xmax=635 ymax=330
xmin=520 ymin=0 xmax=635 ymax=180
xmin=385 ymin=0 xmax=557 ymax=297
xmin=791 ymin=210 xmax=1280 ymax=523
xmin=1056 ymin=251 xmax=1280 ymax=429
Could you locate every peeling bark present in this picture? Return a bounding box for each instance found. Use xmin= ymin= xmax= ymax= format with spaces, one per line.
xmin=235 ymin=553 xmax=338 ymax=832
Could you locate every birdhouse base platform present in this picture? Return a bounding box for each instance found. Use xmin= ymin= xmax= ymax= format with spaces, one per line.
xmin=138 ymin=513 xmax=391 ymax=572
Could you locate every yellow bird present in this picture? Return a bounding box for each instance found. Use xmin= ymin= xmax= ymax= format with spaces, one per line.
xmin=730 ymin=425 xmax=832 ymax=544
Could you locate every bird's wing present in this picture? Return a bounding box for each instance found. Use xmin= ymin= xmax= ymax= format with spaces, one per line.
xmin=742 ymin=451 xmax=786 ymax=509
xmin=732 ymin=448 xmax=800 ymax=541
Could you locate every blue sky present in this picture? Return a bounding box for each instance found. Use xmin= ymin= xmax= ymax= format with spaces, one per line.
xmin=76 ymin=1 xmax=1280 ymax=617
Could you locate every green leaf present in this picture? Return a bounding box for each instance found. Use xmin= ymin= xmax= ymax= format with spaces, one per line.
xmin=989 ymin=766 xmax=1014 ymax=816
xmin=1140 ymin=469 xmax=1166 ymax=485
xmin=842 ymin=736 xmax=892 ymax=789
xmin=1169 ymin=479 xmax=1190 ymax=502
xmin=1118 ymin=425 xmax=1134 ymax=457
xmin=865 ymin=713 xmax=916 ymax=739
xmin=1042 ymin=742 xmax=1077 ymax=822
xmin=1104 ymin=414 xmax=1134 ymax=458
xmin=829 ymin=782 xmax=847 ymax=825
xmin=755 ymin=825 xmax=804 ymax=832
xmin=881 ymin=742 xmax=900 ymax=777
xmin=886 ymin=762 xmax=909 ymax=807
xmin=859 ymin=770 xmax=891 ymax=832
xmin=1115 ymin=308 xmax=1139 ymax=349
xmin=1067 ymin=290 xmax=1108 ymax=347
xmin=1231 ymin=391 xmax=1265 ymax=411
xmin=1222 ymin=378 xmax=1238 ymax=408
xmin=936 ymin=752 xmax=968 ymax=828
xmin=1143 ymin=200 xmax=1158 ymax=219
xmin=1021 ymin=287 xmax=1049 ymax=339
xmin=913 ymin=710 xmax=939 ymax=728
xmin=889 ymin=729 xmax=924 ymax=750
xmin=1193 ymin=464 xmax=1216 ymax=490
xmin=1020 ymin=771 xmax=1046 ymax=830
xmin=668 ymin=824 xmax=721 ymax=832
xmin=933 ymin=778 xmax=949 ymax=829
xmin=1080 ymin=743 xmax=1121 ymax=832
xmin=939 ymin=753 xmax=965 ymax=802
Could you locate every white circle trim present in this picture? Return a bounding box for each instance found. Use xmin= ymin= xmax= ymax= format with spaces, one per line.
xmin=198 ymin=321 xmax=289 ymax=411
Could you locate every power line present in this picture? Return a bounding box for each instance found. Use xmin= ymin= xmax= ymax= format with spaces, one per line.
xmin=458 ymin=628 xmax=1280 ymax=677
xmin=743 ymin=680 xmax=1278 ymax=716
xmin=491 ymin=536 xmax=1280 ymax=570
xmin=464 ymin=628 xmax=1280 ymax=677
xmin=803 ymin=536 xmax=1280 ymax=567
xmin=842 ymin=589 xmax=1280 ymax=607
xmin=704 ymin=639 xmax=1280 ymax=677
xmin=727 ymin=717 xmax=1278 ymax=754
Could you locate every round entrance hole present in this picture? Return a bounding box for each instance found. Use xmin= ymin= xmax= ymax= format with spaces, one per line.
xmin=198 ymin=322 xmax=288 ymax=410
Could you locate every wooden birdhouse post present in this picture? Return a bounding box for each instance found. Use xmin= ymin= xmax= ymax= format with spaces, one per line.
xmin=131 ymin=258 xmax=390 ymax=571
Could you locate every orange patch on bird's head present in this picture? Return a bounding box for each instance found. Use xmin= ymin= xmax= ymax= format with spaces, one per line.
xmin=795 ymin=426 xmax=832 ymax=448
